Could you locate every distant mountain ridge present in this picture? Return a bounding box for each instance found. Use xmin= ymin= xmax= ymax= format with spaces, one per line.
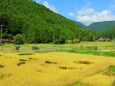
xmin=87 ymin=21 xmax=115 ymax=32
xmin=75 ymin=21 xmax=115 ymax=32
xmin=73 ymin=21 xmax=86 ymax=28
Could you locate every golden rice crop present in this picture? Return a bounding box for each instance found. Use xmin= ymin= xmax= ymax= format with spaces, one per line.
xmin=0 ymin=52 xmax=115 ymax=86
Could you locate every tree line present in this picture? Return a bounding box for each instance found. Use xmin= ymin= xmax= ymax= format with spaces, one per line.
xmin=102 ymin=27 xmax=115 ymax=40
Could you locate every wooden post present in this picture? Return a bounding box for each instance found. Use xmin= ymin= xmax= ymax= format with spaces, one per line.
xmin=0 ymin=25 xmax=4 ymax=51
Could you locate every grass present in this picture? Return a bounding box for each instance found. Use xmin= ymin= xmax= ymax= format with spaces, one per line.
xmin=72 ymin=82 xmax=82 ymax=86
xmin=1 ymin=41 xmax=115 ymax=50
xmin=108 ymin=65 xmax=115 ymax=72
xmin=66 ymin=82 xmax=82 ymax=86
xmin=103 ymin=65 xmax=115 ymax=77
xmin=76 ymin=41 xmax=115 ymax=47
xmin=1 ymin=42 xmax=115 ymax=57
xmin=0 ymin=74 xmax=12 ymax=79
xmin=58 ymin=49 xmax=115 ymax=57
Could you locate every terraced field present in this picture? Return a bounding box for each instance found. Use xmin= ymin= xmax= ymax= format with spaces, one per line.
xmin=0 ymin=52 xmax=115 ymax=86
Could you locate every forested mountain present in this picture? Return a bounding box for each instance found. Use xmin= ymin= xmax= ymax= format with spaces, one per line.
xmin=0 ymin=0 xmax=98 ymax=43
xmin=73 ymin=21 xmax=86 ymax=28
xmin=102 ymin=27 xmax=115 ymax=39
xmin=87 ymin=21 xmax=115 ymax=32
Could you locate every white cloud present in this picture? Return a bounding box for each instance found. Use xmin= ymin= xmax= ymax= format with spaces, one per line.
xmin=35 ymin=1 xmax=39 ymax=3
xmin=77 ymin=8 xmax=95 ymax=15
xmin=33 ymin=0 xmax=41 ymax=3
xmin=43 ymin=1 xmax=58 ymax=13
xmin=76 ymin=8 xmax=115 ymax=25
xmin=68 ymin=12 xmax=75 ymax=17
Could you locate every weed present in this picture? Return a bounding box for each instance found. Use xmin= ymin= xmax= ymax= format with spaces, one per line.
xmin=103 ymin=65 xmax=115 ymax=76
xmin=0 ymin=64 xmax=4 ymax=68
xmin=108 ymin=65 xmax=115 ymax=72
xmin=0 ymin=73 xmax=12 ymax=79
xmin=0 ymin=74 xmax=5 ymax=79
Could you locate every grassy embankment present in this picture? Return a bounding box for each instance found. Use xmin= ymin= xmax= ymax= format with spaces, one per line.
xmin=1 ymin=42 xmax=115 ymax=57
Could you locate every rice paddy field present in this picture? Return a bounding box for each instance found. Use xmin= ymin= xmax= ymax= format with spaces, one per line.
xmin=0 ymin=42 xmax=115 ymax=86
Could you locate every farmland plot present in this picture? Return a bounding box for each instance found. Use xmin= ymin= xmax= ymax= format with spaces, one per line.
xmin=0 ymin=52 xmax=115 ymax=86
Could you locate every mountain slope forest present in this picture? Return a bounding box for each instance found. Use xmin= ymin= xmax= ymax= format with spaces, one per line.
xmin=73 ymin=21 xmax=86 ymax=28
xmin=0 ymin=0 xmax=98 ymax=44
xmin=102 ymin=27 xmax=115 ymax=39
xmin=87 ymin=21 xmax=115 ymax=32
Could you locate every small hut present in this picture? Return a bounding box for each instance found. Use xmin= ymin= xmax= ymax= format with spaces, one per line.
xmin=2 ymin=39 xmax=9 ymax=43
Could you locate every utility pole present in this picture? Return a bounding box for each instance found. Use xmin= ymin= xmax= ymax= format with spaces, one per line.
xmin=0 ymin=25 xmax=4 ymax=51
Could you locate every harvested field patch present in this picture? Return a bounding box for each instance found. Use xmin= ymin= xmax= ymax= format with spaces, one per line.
xmin=0 ymin=52 xmax=115 ymax=86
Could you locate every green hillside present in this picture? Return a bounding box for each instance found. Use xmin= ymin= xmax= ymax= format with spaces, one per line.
xmin=0 ymin=0 xmax=98 ymax=43
xmin=87 ymin=21 xmax=115 ymax=32
xmin=73 ymin=21 xmax=86 ymax=28
xmin=102 ymin=27 xmax=115 ymax=39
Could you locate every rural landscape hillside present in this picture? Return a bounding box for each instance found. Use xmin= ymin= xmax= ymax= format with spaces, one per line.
xmin=0 ymin=0 xmax=98 ymax=44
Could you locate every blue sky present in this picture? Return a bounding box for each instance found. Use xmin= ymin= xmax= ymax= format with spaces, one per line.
xmin=35 ymin=0 xmax=115 ymax=25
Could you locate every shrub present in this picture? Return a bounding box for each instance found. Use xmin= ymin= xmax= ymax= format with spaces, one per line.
xmin=13 ymin=34 xmax=24 ymax=44
xmin=66 ymin=40 xmax=73 ymax=44
xmin=53 ymin=40 xmax=60 ymax=44
xmin=72 ymin=39 xmax=80 ymax=43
